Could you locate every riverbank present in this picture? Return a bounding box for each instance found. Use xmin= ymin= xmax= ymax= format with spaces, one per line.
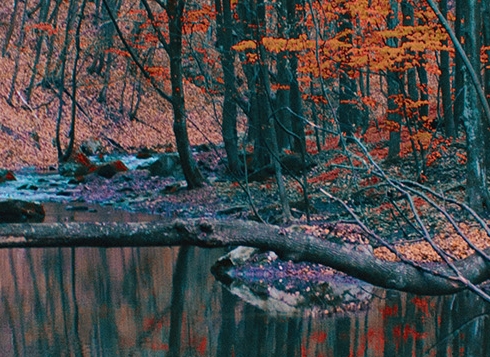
xmin=1 ymin=142 xmax=488 ymax=266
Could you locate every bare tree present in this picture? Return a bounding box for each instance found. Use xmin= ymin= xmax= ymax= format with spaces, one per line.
xmin=25 ymin=0 xmax=51 ymax=102
xmin=55 ymin=0 xmax=79 ymax=162
xmin=102 ymin=0 xmax=206 ymax=188
xmin=386 ymin=0 xmax=402 ymax=161
xmin=7 ymin=0 xmax=29 ymax=105
xmin=215 ymin=0 xmax=240 ymax=174
xmin=2 ymin=0 xmax=20 ymax=57
xmin=426 ymin=0 xmax=490 ymax=211
xmin=438 ymin=0 xmax=456 ymax=138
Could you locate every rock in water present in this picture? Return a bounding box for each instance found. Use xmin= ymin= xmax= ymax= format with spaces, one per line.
xmin=139 ymin=153 xmax=182 ymax=178
xmin=0 ymin=169 xmax=16 ymax=183
xmin=0 ymin=200 xmax=45 ymax=223
xmin=59 ymin=152 xmax=97 ymax=177
xmin=96 ymin=160 xmax=128 ymax=179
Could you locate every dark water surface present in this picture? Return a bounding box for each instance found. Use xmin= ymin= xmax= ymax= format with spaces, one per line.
xmin=0 ymin=206 xmax=489 ymax=356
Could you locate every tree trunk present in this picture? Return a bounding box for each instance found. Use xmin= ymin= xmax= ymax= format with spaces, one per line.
xmin=256 ymin=0 xmax=291 ymax=220
xmin=414 ymin=2 xmax=430 ymax=121
xmin=94 ymin=0 xmax=121 ymax=104
xmin=215 ymin=0 xmax=240 ymax=174
xmin=416 ymin=60 xmax=429 ymax=120
xmin=168 ymin=246 xmax=190 ymax=357
xmin=264 ymin=70 xmax=292 ymax=221
xmin=274 ymin=50 xmax=292 ymax=150
xmin=401 ymin=0 xmax=423 ymax=177
xmin=286 ymin=0 xmax=306 ymax=154
xmin=337 ymin=4 xmax=361 ymax=139
xmin=7 ymin=0 xmax=29 ymax=105
xmin=358 ymin=67 xmax=371 ymax=134
xmin=168 ymin=0 xmax=205 ymax=189
xmin=461 ymin=0 xmax=489 ymax=211
xmin=484 ymin=1 xmax=490 ymax=105
xmin=274 ymin=0 xmax=292 ymax=151
xmin=235 ymin=1 xmax=262 ymax=167
xmin=0 ymin=219 xmax=489 ymax=296
xmin=252 ymin=0 xmax=272 ymax=169
xmin=482 ymin=1 xmax=490 ymax=168
xmin=439 ymin=0 xmax=456 ymax=138
xmin=2 ymin=0 xmax=20 ymax=57
xmin=453 ymin=0 xmax=464 ymax=131
xmin=41 ymin=0 xmax=62 ymax=87
xmin=87 ymin=0 xmax=118 ymax=76
xmin=55 ymin=0 xmax=78 ymax=163
xmin=386 ymin=0 xmax=402 ymax=161
xmin=426 ymin=0 xmax=490 ymax=210
xmin=100 ymin=0 xmax=204 ymax=188
xmin=63 ymin=0 xmax=87 ymax=163
xmin=401 ymin=0 xmax=419 ymax=123
xmin=25 ymin=0 xmax=50 ymax=103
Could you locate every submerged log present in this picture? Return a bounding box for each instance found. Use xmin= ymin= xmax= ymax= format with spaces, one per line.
xmin=0 ymin=219 xmax=489 ymax=295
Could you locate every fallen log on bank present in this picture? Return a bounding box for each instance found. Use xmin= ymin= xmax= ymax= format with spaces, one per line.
xmin=0 ymin=219 xmax=489 ymax=296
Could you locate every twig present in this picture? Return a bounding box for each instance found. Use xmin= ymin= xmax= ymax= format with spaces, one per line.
xmin=401 ymin=180 xmax=490 ymax=262
xmin=330 ymin=136 xmax=490 ymax=301
xmin=16 ymin=91 xmax=39 ymax=120
xmin=319 ymin=188 xmax=459 ymax=281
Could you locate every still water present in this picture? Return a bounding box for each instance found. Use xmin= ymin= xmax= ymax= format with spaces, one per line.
xmin=1 ymin=246 xmax=489 ymax=357
xmin=0 ymin=205 xmax=489 ymax=356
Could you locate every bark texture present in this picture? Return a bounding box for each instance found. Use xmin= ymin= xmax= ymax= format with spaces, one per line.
xmin=0 ymin=219 xmax=489 ymax=296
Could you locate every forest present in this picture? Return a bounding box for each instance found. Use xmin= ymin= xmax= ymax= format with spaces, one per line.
xmin=0 ymin=0 xmax=490 ymax=303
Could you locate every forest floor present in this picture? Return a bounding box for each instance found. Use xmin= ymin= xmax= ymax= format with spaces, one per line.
xmin=1 ymin=132 xmax=489 ymax=266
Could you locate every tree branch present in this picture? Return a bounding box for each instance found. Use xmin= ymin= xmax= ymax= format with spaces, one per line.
xmin=101 ymin=0 xmax=173 ymax=103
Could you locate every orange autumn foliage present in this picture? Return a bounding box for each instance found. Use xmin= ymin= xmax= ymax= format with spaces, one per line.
xmin=308 ymin=169 xmax=341 ymax=184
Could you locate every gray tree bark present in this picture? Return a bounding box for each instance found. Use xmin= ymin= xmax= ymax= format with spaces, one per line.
xmin=25 ymin=0 xmax=50 ymax=102
xmin=167 ymin=0 xmax=206 ymax=189
xmin=215 ymin=0 xmax=240 ymax=174
xmin=386 ymin=0 xmax=402 ymax=161
xmin=286 ymin=0 xmax=306 ymax=154
xmin=439 ymin=0 xmax=456 ymax=138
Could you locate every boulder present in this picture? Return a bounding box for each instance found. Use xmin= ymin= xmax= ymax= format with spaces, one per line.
xmin=0 ymin=200 xmax=45 ymax=223
xmin=59 ymin=152 xmax=97 ymax=177
xmin=0 ymin=169 xmax=16 ymax=183
xmin=139 ymin=153 xmax=182 ymax=178
xmin=136 ymin=148 xmax=155 ymax=159
xmin=96 ymin=160 xmax=128 ymax=179
xmin=59 ymin=151 xmax=128 ymax=179
xmin=80 ymin=137 xmax=103 ymax=156
xmin=212 ymin=247 xmax=373 ymax=315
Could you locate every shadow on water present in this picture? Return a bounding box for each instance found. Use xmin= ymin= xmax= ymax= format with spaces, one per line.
xmin=0 ymin=204 xmax=489 ymax=356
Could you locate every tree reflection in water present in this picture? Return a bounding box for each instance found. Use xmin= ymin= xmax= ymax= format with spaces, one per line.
xmin=0 ymin=246 xmax=488 ymax=356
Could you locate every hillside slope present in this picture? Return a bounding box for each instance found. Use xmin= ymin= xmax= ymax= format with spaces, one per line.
xmin=0 ymin=2 xmax=223 ymax=170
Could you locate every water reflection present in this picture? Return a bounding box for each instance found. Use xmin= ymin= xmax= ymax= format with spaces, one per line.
xmin=0 ymin=246 xmax=488 ymax=356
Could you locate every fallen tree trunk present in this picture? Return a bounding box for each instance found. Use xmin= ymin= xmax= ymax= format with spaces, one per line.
xmin=0 ymin=219 xmax=489 ymax=295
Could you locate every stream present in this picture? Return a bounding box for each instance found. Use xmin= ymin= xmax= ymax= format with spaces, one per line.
xmin=0 ymin=241 xmax=489 ymax=356
xmin=0 ymin=200 xmax=488 ymax=357
xmin=0 ymin=163 xmax=489 ymax=356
